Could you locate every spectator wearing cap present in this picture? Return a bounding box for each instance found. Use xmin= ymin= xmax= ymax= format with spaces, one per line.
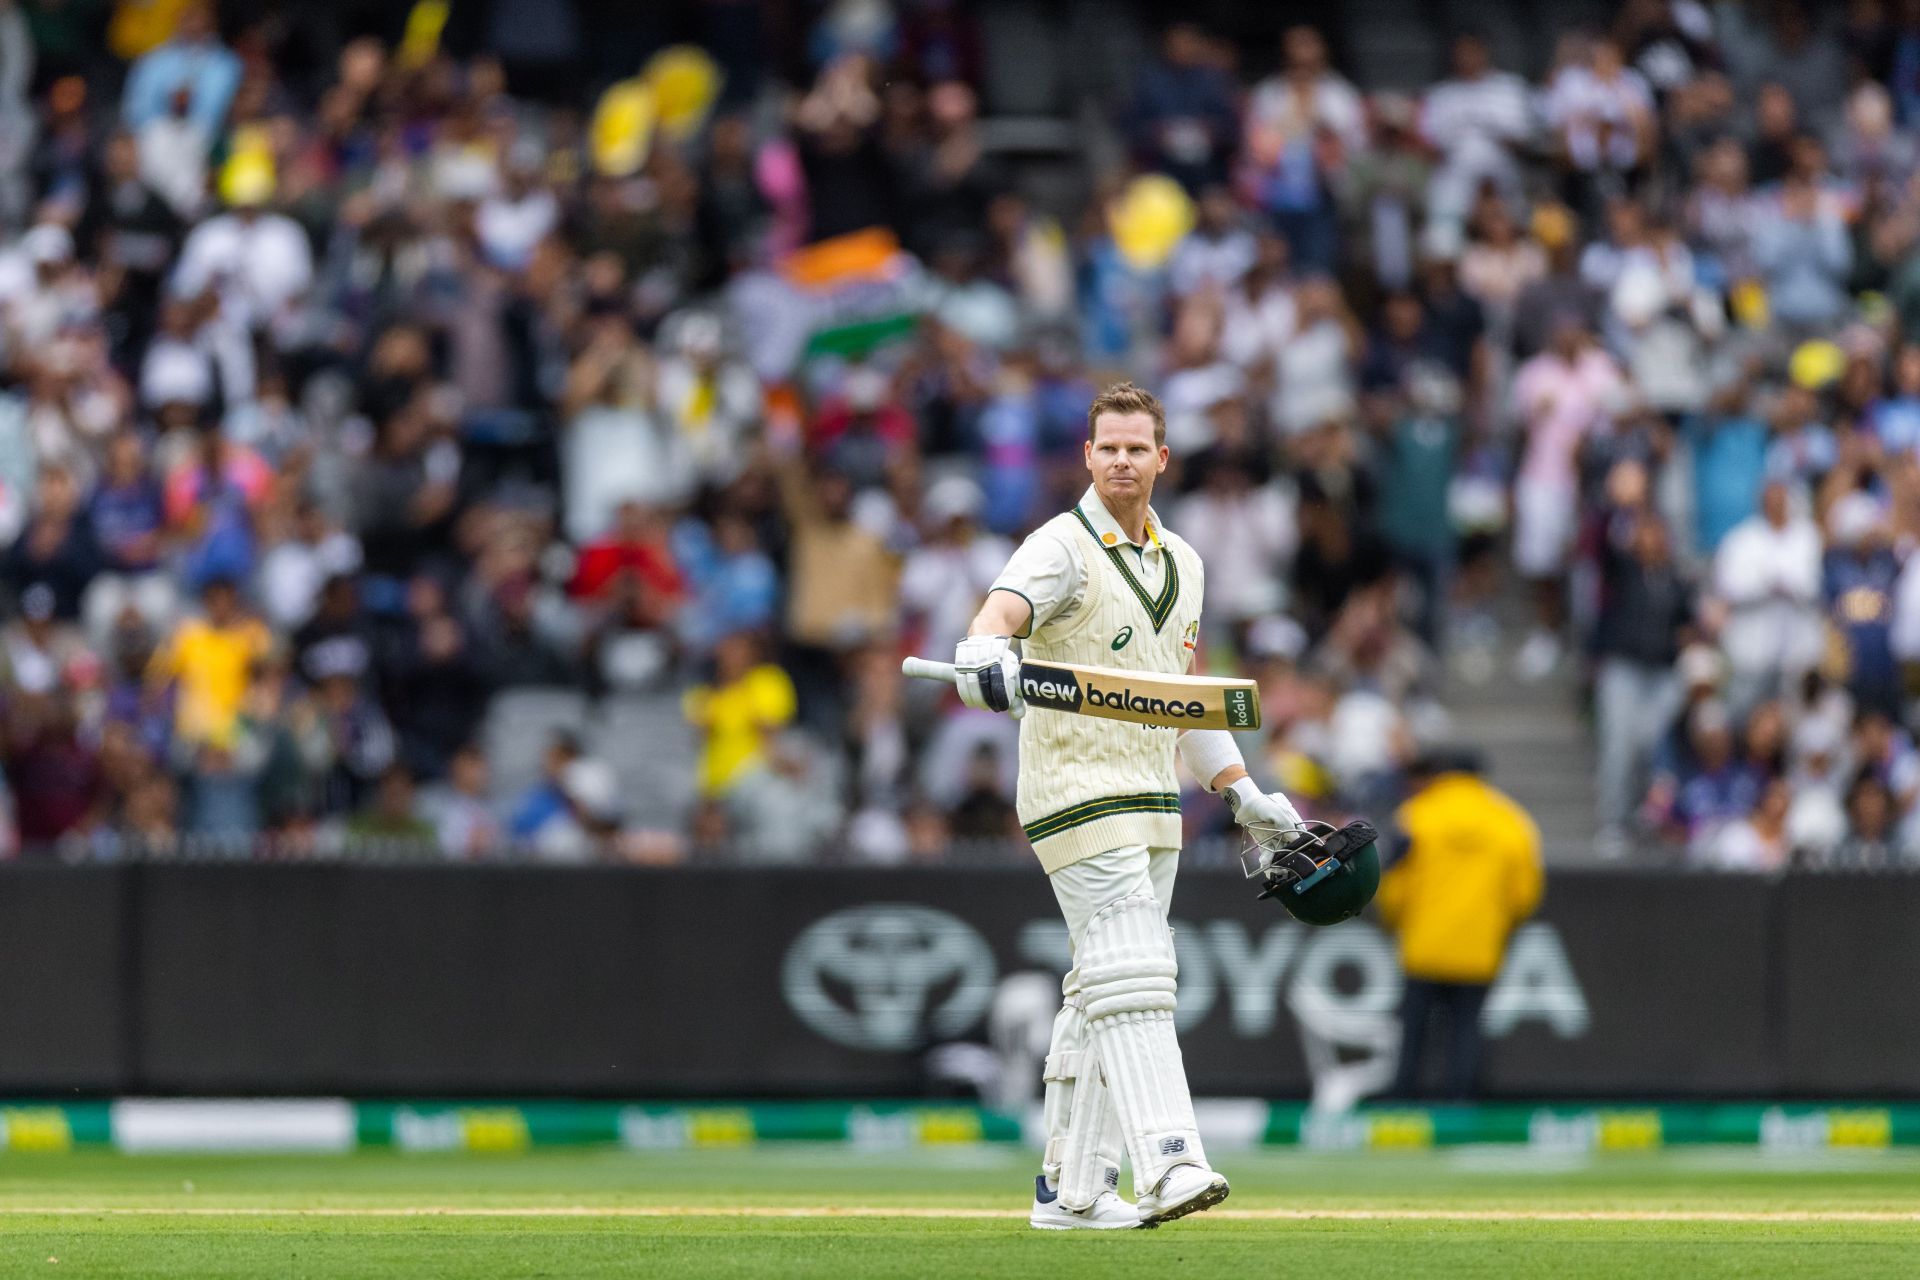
xmin=899 ymin=476 xmax=1011 ymax=661
xmin=1509 ymin=204 xmax=1605 ymax=360
xmin=1823 ymin=492 xmax=1902 ymax=716
xmin=653 ymin=312 xmax=763 ymax=490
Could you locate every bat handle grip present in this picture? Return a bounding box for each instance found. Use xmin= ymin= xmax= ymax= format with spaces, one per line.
xmin=901 ymin=657 xmax=959 ymax=685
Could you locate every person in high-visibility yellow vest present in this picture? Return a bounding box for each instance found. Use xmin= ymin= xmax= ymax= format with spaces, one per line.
xmin=1376 ymin=750 xmax=1542 ymax=1099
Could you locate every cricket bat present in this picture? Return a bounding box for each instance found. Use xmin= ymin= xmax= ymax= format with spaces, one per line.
xmin=901 ymin=656 xmax=1261 ymax=731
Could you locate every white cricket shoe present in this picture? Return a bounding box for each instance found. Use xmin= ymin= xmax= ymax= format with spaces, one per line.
xmin=1136 ymin=1164 xmax=1230 ymax=1226
xmin=1028 ymin=1175 xmax=1138 ymax=1230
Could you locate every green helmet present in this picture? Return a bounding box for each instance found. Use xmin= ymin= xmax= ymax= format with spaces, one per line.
xmin=1248 ymin=819 xmax=1381 ymax=926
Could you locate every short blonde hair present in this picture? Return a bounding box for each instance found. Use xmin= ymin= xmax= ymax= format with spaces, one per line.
xmin=1087 ymin=381 xmax=1166 ymax=447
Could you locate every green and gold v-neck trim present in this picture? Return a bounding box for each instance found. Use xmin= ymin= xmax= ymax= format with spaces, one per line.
xmin=1071 ymin=506 xmax=1179 ymax=633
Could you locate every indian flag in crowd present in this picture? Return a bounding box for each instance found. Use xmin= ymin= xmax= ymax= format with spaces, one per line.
xmin=782 ymin=228 xmax=926 ymax=362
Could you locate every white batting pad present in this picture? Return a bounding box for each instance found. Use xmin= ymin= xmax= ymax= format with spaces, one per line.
xmin=1076 ymin=893 xmax=1206 ymax=1194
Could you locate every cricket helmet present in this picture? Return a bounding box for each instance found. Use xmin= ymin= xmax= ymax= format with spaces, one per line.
xmin=1238 ymin=818 xmax=1380 ymax=926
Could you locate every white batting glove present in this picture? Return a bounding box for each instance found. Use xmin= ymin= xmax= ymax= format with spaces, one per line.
xmin=953 ymin=634 xmax=1025 ymax=719
xmin=1224 ymin=776 xmax=1302 ymax=837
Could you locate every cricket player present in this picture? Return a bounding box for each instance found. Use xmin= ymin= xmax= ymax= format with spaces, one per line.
xmin=954 ymin=382 xmax=1304 ymax=1229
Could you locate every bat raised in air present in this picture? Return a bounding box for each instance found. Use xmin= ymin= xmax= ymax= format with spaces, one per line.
xmin=901 ymin=656 xmax=1260 ymax=731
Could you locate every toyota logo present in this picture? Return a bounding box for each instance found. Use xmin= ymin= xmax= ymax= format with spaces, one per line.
xmin=782 ymin=905 xmax=998 ymax=1052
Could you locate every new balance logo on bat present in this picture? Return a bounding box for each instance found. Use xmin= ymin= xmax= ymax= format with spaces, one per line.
xmin=1019 ymin=668 xmax=1206 ymax=720
xmin=1019 ymin=670 xmax=1085 ymax=711
xmin=1088 ymin=684 xmax=1206 ymax=719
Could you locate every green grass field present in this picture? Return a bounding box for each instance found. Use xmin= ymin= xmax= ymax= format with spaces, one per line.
xmin=2 ymin=1146 xmax=1918 ymax=1277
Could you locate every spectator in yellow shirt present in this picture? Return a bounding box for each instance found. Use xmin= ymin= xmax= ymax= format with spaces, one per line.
xmin=683 ymin=632 xmax=797 ymax=796
xmin=146 ymin=577 xmax=273 ymax=751
xmin=1377 ymin=750 xmax=1543 ymax=1100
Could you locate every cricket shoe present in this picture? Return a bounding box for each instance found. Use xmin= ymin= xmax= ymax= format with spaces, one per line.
xmin=1028 ymin=1175 xmax=1138 ymax=1230
xmin=1136 ymin=1164 xmax=1230 ymax=1226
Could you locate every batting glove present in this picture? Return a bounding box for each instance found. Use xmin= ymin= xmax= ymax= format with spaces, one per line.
xmin=954 ymin=634 xmax=1026 ymax=719
xmin=1224 ymin=777 xmax=1303 ymax=837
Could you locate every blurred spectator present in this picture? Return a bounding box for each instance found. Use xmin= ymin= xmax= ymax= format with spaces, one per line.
xmin=1129 ymin=23 xmax=1238 ymax=194
xmin=684 ymin=632 xmax=797 ymax=798
xmin=1755 ymin=171 xmax=1853 ymax=333
xmin=1823 ymin=493 xmax=1901 ymax=716
xmin=1379 ymin=753 xmax=1542 ymax=1100
xmin=1714 ymin=481 xmax=1824 ymax=712
xmin=343 ymin=765 xmax=436 ymax=855
xmin=120 ymin=3 xmax=239 ymax=140
xmin=1594 ymin=507 xmax=1693 ymax=850
xmin=145 ymin=577 xmax=270 ymax=752
xmin=1421 ymin=33 xmax=1534 ymax=232
xmin=1510 ymin=320 xmax=1623 ymax=677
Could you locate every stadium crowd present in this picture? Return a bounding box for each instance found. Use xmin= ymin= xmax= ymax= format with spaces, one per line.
xmin=0 ymin=0 xmax=1917 ymax=868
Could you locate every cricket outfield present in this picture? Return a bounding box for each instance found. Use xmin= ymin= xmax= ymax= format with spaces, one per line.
xmin=1 ymin=1146 xmax=1917 ymax=1277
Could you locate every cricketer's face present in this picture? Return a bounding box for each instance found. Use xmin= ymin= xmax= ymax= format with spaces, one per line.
xmin=1086 ymin=411 xmax=1168 ymax=508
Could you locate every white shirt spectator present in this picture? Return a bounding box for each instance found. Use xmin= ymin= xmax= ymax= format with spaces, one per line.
xmin=257 ymin=529 xmax=363 ymax=631
xmin=1703 ymin=817 xmax=1788 ymax=871
xmin=1220 ymin=279 xmax=1297 ymax=371
xmin=137 ymin=115 xmax=209 ymax=218
xmin=1542 ymin=64 xmax=1654 ymax=172
xmin=1168 ymin=227 xmax=1256 ymax=299
xmin=1720 ymin=506 xmax=1820 ymax=687
xmin=1245 ymin=73 xmax=1367 ymax=158
xmin=563 ymin=405 xmax=695 ymax=545
xmin=1173 ymin=480 xmax=1297 ymax=623
xmin=172 ymin=210 xmax=314 ymax=329
xmin=139 ymin=334 xmax=216 ymax=409
xmin=1890 ymin=549 xmax=1920 ymax=664
xmin=1159 ymin=361 xmax=1244 ymax=453
xmin=899 ymin=531 xmax=1012 ymax=660
xmin=475 ymin=187 xmax=558 ymax=272
xmin=1421 ymin=69 xmax=1534 ymax=223
xmin=1272 ymin=318 xmax=1355 ymax=434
